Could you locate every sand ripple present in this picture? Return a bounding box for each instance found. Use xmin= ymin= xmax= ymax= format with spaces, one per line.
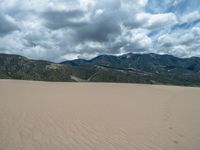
xmin=0 ymin=80 xmax=200 ymax=150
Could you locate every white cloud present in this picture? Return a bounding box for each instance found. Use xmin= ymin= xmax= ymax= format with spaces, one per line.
xmin=95 ymin=9 xmax=104 ymax=17
xmin=136 ymin=12 xmax=177 ymax=29
xmin=180 ymin=11 xmax=200 ymax=23
xmin=157 ymin=25 xmax=200 ymax=57
xmin=138 ymin=0 xmax=148 ymax=7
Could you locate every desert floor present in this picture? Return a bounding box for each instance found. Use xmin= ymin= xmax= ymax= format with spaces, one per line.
xmin=0 ymin=79 xmax=200 ymax=150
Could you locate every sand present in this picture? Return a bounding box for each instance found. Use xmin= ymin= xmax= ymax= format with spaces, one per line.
xmin=0 ymin=79 xmax=200 ymax=150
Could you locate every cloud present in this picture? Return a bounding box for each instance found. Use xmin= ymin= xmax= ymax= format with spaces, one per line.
xmin=75 ymin=13 xmax=122 ymax=42
xmin=0 ymin=13 xmax=19 ymax=36
xmin=180 ymin=11 xmax=200 ymax=23
xmin=0 ymin=0 xmax=199 ymax=61
xmin=135 ymin=12 xmax=177 ymax=29
xmin=156 ymin=25 xmax=200 ymax=57
xmin=42 ymin=10 xmax=86 ymax=30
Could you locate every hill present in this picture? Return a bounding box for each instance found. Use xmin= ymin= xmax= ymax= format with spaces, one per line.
xmin=61 ymin=53 xmax=200 ymax=86
xmin=1 ymin=53 xmax=200 ymax=86
xmin=0 ymin=54 xmax=73 ymax=81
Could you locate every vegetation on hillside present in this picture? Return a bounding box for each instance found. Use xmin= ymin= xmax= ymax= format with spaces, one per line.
xmin=1 ymin=53 xmax=200 ymax=86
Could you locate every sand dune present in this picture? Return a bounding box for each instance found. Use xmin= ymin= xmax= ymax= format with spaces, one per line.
xmin=0 ymin=80 xmax=200 ymax=150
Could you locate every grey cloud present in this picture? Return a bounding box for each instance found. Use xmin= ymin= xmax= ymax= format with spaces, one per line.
xmin=42 ymin=10 xmax=86 ymax=30
xmin=76 ymin=13 xmax=122 ymax=42
xmin=0 ymin=13 xmax=19 ymax=36
xmin=41 ymin=0 xmax=124 ymax=43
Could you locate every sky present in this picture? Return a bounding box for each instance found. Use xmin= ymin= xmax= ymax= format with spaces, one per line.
xmin=0 ymin=0 xmax=200 ymax=62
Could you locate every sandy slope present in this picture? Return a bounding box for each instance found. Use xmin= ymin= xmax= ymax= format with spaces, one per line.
xmin=0 ymin=80 xmax=200 ymax=150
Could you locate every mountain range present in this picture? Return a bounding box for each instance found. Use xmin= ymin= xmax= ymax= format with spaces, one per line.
xmin=1 ymin=53 xmax=200 ymax=86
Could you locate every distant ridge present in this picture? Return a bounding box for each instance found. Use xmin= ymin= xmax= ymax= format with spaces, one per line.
xmin=1 ymin=53 xmax=200 ymax=86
